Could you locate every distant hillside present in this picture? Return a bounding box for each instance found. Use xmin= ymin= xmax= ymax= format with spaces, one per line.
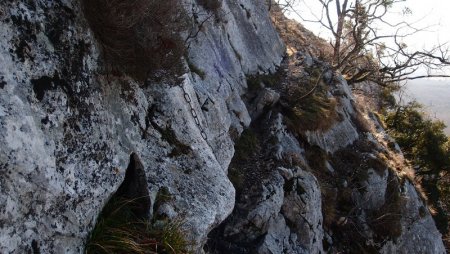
xmin=404 ymin=79 xmax=450 ymax=135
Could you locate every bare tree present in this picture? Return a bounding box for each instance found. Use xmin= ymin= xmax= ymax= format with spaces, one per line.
xmin=275 ymin=0 xmax=450 ymax=85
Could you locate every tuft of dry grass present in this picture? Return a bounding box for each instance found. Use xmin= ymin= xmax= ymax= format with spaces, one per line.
xmin=352 ymin=111 xmax=373 ymax=133
xmin=321 ymin=182 xmax=338 ymax=228
xmin=81 ymin=0 xmax=189 ymax=81
xmin=86 ymin=196 xmax=191 ymax=254
xmin=269 ymin=4 xmax=333 ymax=60
xmin=283 ymin=70 xmax=338 ymax=133
xmin=284 ymin=95 xmax=338 ymax=132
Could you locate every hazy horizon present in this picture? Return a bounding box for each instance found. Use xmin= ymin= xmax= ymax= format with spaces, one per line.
xmin=403 ymin=79 xmax=450 ymax=135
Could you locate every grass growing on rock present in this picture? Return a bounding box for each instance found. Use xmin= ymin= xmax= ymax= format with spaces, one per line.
xmin=282 ymin=67 xmax=338 ymax=133
xmin=159 ymin=127 xmax=191 ymax=157
xmin=286 ymin=94 xmax=337 ymax=131
xmin=86 ymin=196 xmax=191 ymax=254
xmin=228 ymin=129 xmax=260 ymax=192
xmin=186 ymin=59 xmax=206 ymax=80
xmin=246 ymin=72 xmax=284 ymax=92
xmin=233 ymin=129 xmax=259 ymax=161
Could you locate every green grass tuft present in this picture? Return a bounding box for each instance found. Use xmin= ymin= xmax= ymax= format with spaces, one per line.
xmin=233 ymin=129 xmax=259 ymax=161
xmin=186 ymin=59 xmax=206 ymax=80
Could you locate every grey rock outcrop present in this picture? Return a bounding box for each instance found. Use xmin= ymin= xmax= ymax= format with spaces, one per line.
xmin=280 ymin=167 xmax=324 ymax=254
xmin=205 ymin=112 xmax=325 ymax=254
xmin=381 ymin=181 xmax=446 ymax=254
xmin=305 ymin=75 xmax=359 ymax=153
xmin=206 ymin=51 xmax=445 ymax=253
xmin=0 ymin=0 xmax=284 ymax=252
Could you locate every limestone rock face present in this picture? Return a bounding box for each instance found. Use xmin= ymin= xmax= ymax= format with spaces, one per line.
xmin=0 ymin=0 xmax=284 ymax=253
xmin=280 ymin=167 xmax=324 ymax=254
xmin=205 ymin=53 xmax=445 ymax=253
xmin=381 ymin=182 xmax=446 ymax=254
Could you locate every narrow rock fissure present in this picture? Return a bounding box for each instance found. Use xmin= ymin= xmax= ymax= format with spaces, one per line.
xmin=113 ymin=153 xmax=151 ymax=219
xmin=84 ymin=153 xmax=152 ymax=253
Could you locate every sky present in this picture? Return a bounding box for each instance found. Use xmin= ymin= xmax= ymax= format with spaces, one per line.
xmin=394 ymin=0 xmax=450 ymax=75
xmin=404 ymin=79 xmax=450 ymax=135
xmin=282 ymin=0 xmax=450 ymax=76
xmin=400 ymin=0 xmax=450 ymax=46
xmin=282 ymin=0 xmax=450 ymax=44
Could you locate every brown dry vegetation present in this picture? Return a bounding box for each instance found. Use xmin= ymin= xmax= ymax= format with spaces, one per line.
xmin=351 ymin=104 xmax=374 ymax=134
xmin=197 ymin=0 xmax=222 ymax=12
xmin=284 ymin=90 xmax=338 ymax=133
xmin=81 ymin=0 xmax=189 ymax=81
xmin=267 ymin=6 xmax=340 ymax=134
xmin=270 ymin=5 xmax=332 ymax=61
xmin=86 ymin=196 xmax=191 ymax=254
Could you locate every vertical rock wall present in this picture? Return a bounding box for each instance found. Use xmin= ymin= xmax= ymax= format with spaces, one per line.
xmin=0 ymin=0 xmax=284 ymax=252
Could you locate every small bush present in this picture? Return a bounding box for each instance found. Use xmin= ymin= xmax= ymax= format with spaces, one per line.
xmin=384 ymin=101 xmax=450 ymax=236
xmin=379 ymin=85 xmax=399 ymax=110
xmin=81 ymin=0 xmax=189 ymax=81
xmin=284 ymin=95 xmax=338 ymax=132
xmin=384 ymin=102 xmax=450 ymax=173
